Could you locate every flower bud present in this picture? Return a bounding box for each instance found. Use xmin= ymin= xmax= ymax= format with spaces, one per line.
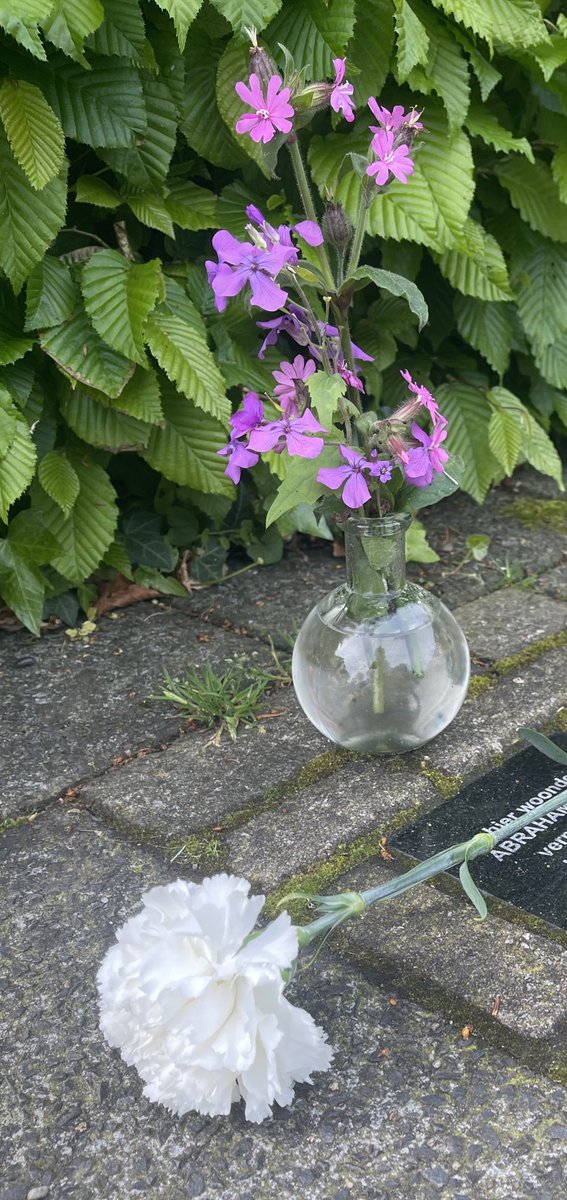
xmin=321 ymin=201 xmax=353 ymax=253
xmin=249 ymin=43 xmax=280 ymax=92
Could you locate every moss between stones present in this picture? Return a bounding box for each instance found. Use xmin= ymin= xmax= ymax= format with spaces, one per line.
xmin=465 ymin=630 xmax=567 ymax=703
xmin=505 ymin=498 xmax=567 ymax=534
xmin=467 ymin=674 xmax=496 ymax=699
xmin=0 ymin=812 xmax=38 ymax=836
xmin=420 ymin=766 xmax=463 ymax=799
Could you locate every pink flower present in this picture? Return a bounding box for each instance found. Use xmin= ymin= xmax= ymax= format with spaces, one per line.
xmin=367 ymin=130 xmax=414 ymax=185
xmin=272 ymin=355 xmax=317 ymax=412
xmin=398 ymin=370 xmax=443 ymax=425
xmin=218 ymin=438 xmax=259 ymax=484
xmin=318 ymin=445 xmax=389 ymax=509
xmin=337 ymin=361 xmax=364 ymax=392
xmin=368 ymin=100 xmax=424 ymax=132
xmin=235 ymin=74 xmax=295 ymax=144
xmin=330 ymin=58 xmax=355 ymax=123
xmin=206 ymin=230 xmax=291 ymax=312
xmin=249 ymin=409 xmax=326 ymax=459
xmin=403 ymin=423 xmax=449 ymax=488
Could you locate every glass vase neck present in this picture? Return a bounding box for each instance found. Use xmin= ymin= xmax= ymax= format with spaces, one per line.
xmin=345 ymin=515 xmax=411 ymax=597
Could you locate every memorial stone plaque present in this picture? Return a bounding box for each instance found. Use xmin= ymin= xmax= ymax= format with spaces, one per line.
xmin=393 ymin=733 xmax=567 ymax=929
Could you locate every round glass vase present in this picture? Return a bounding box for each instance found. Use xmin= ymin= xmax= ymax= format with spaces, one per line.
xmin=292 ymin=515 xmax=470 ymax=755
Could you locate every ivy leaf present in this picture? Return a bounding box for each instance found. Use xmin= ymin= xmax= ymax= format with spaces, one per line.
xmin=0 ymin=79 xmax=65 ymax=190
xmin=145 ymin=306 xmax=231 ymax=427
xmin=454 ymin=296 xmax=513 ymax=375
xmin=40 ymin=308 xmax=135 ymax=399
xmin=0 ymin=127 xmax=67 ymax=293
xmin=42 ymin=0 xmax=105 ymax=65
xmin=495 ymin=159 xmax=567 ymax=244
xmin=0 ymin=417 xmax=37 ymax=521
xmin=38 ymin=448 xmax=80 ymax=515
xmin=81 ymin=250 xmax=161 ymax=366
xmin=35 ymin=455 xmax=118 ymax=583
xmin=143 ymin=387 xmax=233 ymax=495
xmin=348 ymin=266 xmax=428 ymax=329
xmin=121 ymin=509 xmax=178 ymax=570
xmin=0 ymin=539 xmax=45 ymax=635
xmin=25 ymin=256 xmax=77 ymax=331
xmin=151 ymin=0 xmax=203 ymax=50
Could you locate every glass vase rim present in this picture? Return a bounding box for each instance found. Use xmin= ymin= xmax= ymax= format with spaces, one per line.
xmin=345 ymin=513 xmax=412 ymax=537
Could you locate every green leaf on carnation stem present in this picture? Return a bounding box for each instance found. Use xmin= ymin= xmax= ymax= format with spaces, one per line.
xmin=454 ymin=296 xmax=513 ymax=376
xmin=265 ymin=0 xmax=355 ymax=79
xmin=0 ymin=127 xmax=67 ymax=294
xmin=306 ymin=373 xmax=347 ymax=430
xmin=405 ymin=518 xmax=439 ymax=562
xmin=151 ymin=0 xmax=203 ymax=50
xmin=0 ymin=539 xmax=45 ymax=635
xmin=0 ymin=79 xmax=65 ymax=191
xmin=459 ymin=853 xmax=487 ymax=921
xmin=40 ymin=308 xmax=135 ymax=399
xmin=42 ymin=0 xmax=105 ymax=65
xmin=266 ymin=445 xmax=341 ymax=527
xmin=34 ymin=455 xmax=118 ymax=584
xmin=0 ymin=417 xmax=37 ymax=521
xmin=81 ymin=250 xmax=161 ymax=366
xmin=25 ymin=257 xmax=77 ymax=332
xmin=348 ymin=267 xmax=428 ymax=330
xmin=38 ymin=449 xmax=80 ymax=516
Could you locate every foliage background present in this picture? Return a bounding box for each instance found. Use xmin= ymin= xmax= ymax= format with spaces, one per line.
xmin=0 ymin=0 xmax=566 ymax=632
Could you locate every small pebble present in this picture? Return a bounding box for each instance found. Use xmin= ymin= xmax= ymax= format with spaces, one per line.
xmin=14 ymin=656 xmax=36 ymax=668
xmin=27 ymin=1189 xmax=50 ymax=1200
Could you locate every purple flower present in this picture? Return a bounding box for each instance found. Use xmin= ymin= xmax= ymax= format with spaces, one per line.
xmin=369 ymin=454 xmax=393 ymax=482
xmin=368 ymin=99 xmax=424 ymax=132
xmin=318 ymin=445 xmax=380 ymax=509
xmin=249 ymin=409 xmax=326 ymax=458
xmin=398 ymin=370 xmax=443 ymax=426
xmin=272 ymin=355 xmax=317 ymax=412
xmin=218 ymin=439 xmax=259 ymax=484
xmin=206 ymin=230 xmax=290 ymax=312
xmin=231 ymin=392 xmax=265 ymax=438
xmin=245 ymin=206 xmax=323 ymax=265
xmin=235 ymin=74 xmax=295 ymax=144
xmin=367 ymin=130 xmax=415 ymax=186
xmin=403 ymin=422 xmax=449 ymax=488
xmin=330 ymin=58 xmax=355 ymax=123
xmin=337 ymin=361 xmax=364 ymax=392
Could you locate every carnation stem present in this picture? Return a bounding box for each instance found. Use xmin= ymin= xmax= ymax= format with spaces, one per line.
xmin=297 ymin=785 xmax=567 ymax=947
xmin=286 ymin=136 xmax=336 ymax=293
xmin=345 ymin=191 xmax=369 ymax=279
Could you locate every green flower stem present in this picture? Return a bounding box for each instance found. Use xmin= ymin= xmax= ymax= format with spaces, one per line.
xmin=297 ymin=786 xmax=567 ymax=947
xmin=345 ymin=190 xmax=369 ymax=279
xmin=286 ymin=136 xmax=336 ymax=293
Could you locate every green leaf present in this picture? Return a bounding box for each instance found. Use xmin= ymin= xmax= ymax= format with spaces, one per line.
xmin=143 ymin=387 xmax=233 ymax=495
xmin=0 ymin=0 xmax=53 ymax=60
xmin=42 ymin=55 xmax=146 ymax=149
xmin=6 ymin=508 xmax=61 ymax=562
xmin=458 ymin=33 xmax=500 ymax=100
xmin=0 ymin=387 xmax=17 ymax=454
xmin=409 ymin=0 xmax=469 ymax=132
xmin=108 ymin=367 xmax=163 ymax=423
xmin=495 ymin=159 xmax=567 ymax=244
xmin=454 ymin=296 xmax=513 ymax=375
xmin=25 ymin=256 xmax=77 ymax=331
xmin=552 ymin=145 xmax=567 ymax=206
xmin=487 ymin=400 xmax=522 ymax=475
xmin=122 ymin=509 xmax=178 ymax=570
xmin=397 ymin=453 xmax=465 ymax=512
xmin=532 ymin=34 xmax=567 ymax=82
xmin=349 ymin=266 xmax=428 ymax=329
xmin=126 ymin=192 xmax=175 ymax=237
xmin=436 ymin=218 xmax=513 ymax=302
xmin=75 ymin=175 xmax=121 ymax=208
xmin=265 ymin=0 xmax=356 ymax=78
xmin=393 ymin=0 xmax=429 ymax=81
xmin=266 ymin=446 xmax=340 ymax=526
xmin=0 ymin=540 xmax=45 ymax=635
xmin=145 ymin=307 xmax=231 ymax=427
xmin=348 ymin=0 xmax=394 ymax=105
xmin=87 ymin=0 xmax=147 ymax=60
xmin=103 ymin=537 xmax=133 ymax=578
xmin=40 ymin=308 xmax=135 ymax=399
xmin=61 ymin=385 xmax=151 ymax=450
xmin=466 ymin=105 xmax=534 ymax=162
xmin=435 ymin=382 xmax=496 ymax=502
xmin=166 ymin=180 xmax=218 ymax=230
xmin=210 ymin=0 xmax=282 ymax=34
xmin=101 ymin=76 xmax=178 ymax=189
xmin=0 ymin=127 xmax=67 ymax=293
xmin=535 ymin=335 xmax=567 ymax=390
xmin=0 ymin=79 xmax=65 ymax=191
xmin=38 ymin=449 xmax=80 ymax=515
xmin=428 ymin=0 xmax=547 ymax=51
xmin=152 ymin=0 xmax=203 ymax=50
xmin=513 ymin=240 xmax=567 ymax=352
xmin=42 ymin=0 xmax=105 ymax=65
xmin=133 ymin=566 xmax=186 ymax=595
xmin=81 ymin=250 xmax=161 ymax=366
xmin=35 ymin=455 xmax=118 ymax=584
xmin=406 ymin=517 xmax=439 ymax=562
xmin=0 ymin=326 xmax=34 ymax=367
xmin=518 ymin=727 xmax=567 ymax=766
xmin=0 ymin=417 xmax=36 ymax=521
xmin=306 ymin=373 xmax=346 ymax=428
xmin=216 ymin=37 xmax=274 ymax=179
xmin=488 ymin=385 xmax=564 ymax=487
xmin=211 ymin=325 xmax=276 ymax=393
xmin=459 ymin=853 xmax=487 ymax=921
xmin=180 ymin=28 xmax=244 ymax=170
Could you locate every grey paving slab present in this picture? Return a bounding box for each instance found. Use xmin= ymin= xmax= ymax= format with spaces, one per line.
xmin=537 ymin=562 xmax=567 ymax=601
xmin=226 ymin=760 xmax=434 ymax=890
xmin=337 ymin=858 xmax=567 ymax=1043
xmin=453 ymin=589 xmax=567 ymax=661
xmin=0 ymin=604 xmax=273 ymax=820
xmin=3 ymin=807 xmax=567 ymax=1200
xmin=80 ymin=688 xmax=331 ymax=847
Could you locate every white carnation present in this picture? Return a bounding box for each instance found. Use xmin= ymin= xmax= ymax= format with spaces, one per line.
xmin=97 ymin=873 xmax=333 ymax=1122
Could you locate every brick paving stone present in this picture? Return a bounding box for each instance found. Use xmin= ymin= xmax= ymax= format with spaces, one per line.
xmin=454 ymin=590 xmax=567 ymax=661
xmin=3 ymin=807 xmax=567 ymax=1200
xmin=0 ymin=604 xmax=273 ymax=820
xmin=537 ymin=562 xmax=567 ymax=602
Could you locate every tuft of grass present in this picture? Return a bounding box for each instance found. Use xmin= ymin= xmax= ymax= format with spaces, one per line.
xmin=152 ymin=644 xmax=292 ymax=741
